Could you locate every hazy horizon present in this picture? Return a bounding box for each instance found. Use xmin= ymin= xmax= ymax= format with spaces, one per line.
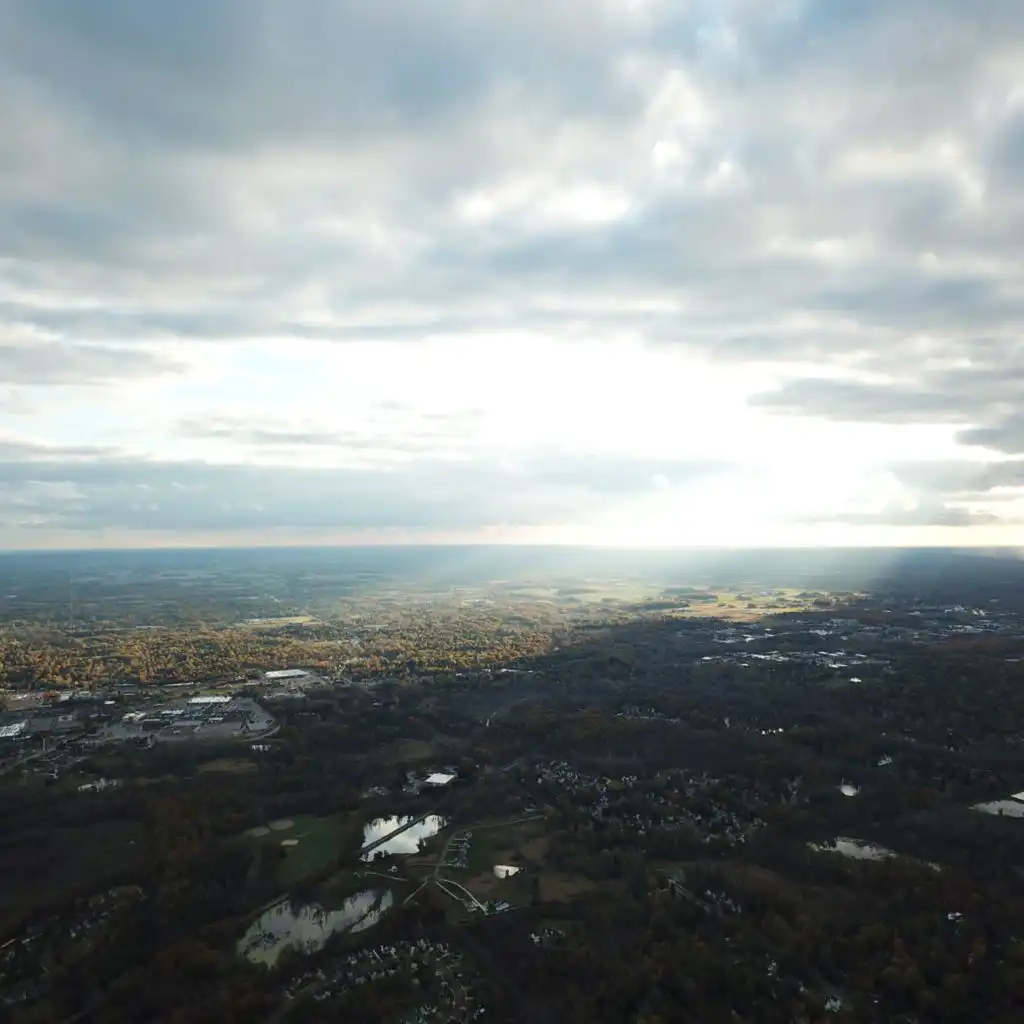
xmin=2 ymin=539 xmax=1024 ymax=556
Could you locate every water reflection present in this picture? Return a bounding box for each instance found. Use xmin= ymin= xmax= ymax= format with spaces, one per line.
xmin=809 ymin=838 xmax=894 ymax=861
xmin=360 ymin=814 xmax=446 ymax=860
xmin=238 ymin=889 xmax=393 ymax=966
xmin=973 ymin=799 xmax=1024 ymax=818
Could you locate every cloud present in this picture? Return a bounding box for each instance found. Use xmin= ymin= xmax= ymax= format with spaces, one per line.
xmin=957 ymin=417 xmax=1024 ymax=456
xmin=749 ymin=379 xmax=965 ymax=425
xmin=173 ymin=411 xmax=489 ymax=455
xmin=0 ymin=437 xmax=119 ymax=462
xmin=2 ymin=1 xmax=1017 ymax=350
xmin=801 ymin=503 xmax=1009 ymax=528
xmin=0 ymin=333 xmax=183 ymax=386
xmin=0 ymin=450 xmax=728 ymax=536
xmin=176 ymin=417 xmax=362 ymax=449
xmin=0 ymin=0 xmax=1023 ymax=540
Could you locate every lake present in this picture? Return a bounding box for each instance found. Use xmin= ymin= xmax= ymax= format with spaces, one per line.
xmin=360 ymin=814 xmax=446 ymax=860
xmin=238 ymin=889 xmax=393 ymax=966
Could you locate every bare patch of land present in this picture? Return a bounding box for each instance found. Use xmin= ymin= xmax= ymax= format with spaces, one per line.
xmin=538 ymin=871 xmax=596 ymax=903
xmin=198 ymin=758 xmax=257 ymax=775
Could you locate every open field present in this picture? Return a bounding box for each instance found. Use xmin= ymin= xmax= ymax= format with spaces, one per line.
xmin=442 ymin=818 xmax=546 ymax=876
xmin=430 ymin=817 xmax=549 ymax=911
xmin=537 ymin=871 xmax=597 ymax=902
xmin=198 ymin=758 xmax=257 ymax=775
xmin=659 ymin=858 xmax=799 ymax=900
xmin=381 ymin=738 xmax=442 ymax=763
xmin=668 ymin=587 xmax=816 ymax=621
xmin=241 ymin=615 xmax=317 ymax=628
xmin=243 ymin=813 xmax=355 ymax=887
xmin=461 ymin=866 xmax=532 ymax=904
xmin=520 ymin=836 xmax=550 ymax=866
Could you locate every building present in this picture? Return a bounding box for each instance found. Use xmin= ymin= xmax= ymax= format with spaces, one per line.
xmin=85 ymin=697 xmax=277 ymax=746
xmin=263 ymin=669 xmax=311 ymax=682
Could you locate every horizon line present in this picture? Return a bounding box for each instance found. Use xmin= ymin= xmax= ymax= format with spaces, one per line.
xmin=0 ymin=541 xmax=1019 ymax=556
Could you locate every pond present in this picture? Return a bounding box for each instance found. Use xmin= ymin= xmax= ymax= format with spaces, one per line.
xmin=238 ymin=889 xmax=393 ymax=966
xmin=809 ymin=837 xmax=894 ymax=861
xmin=360 ymin=814 xmax=447 ymax=860
xmin=493 ymin=865 xmax=521 ymax=878
xmin=973 ymin=799 xmax=1024 ymax=818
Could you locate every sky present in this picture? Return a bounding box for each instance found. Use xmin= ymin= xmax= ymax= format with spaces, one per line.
xmin=1 ymin=0 xmax=1023 ymax=550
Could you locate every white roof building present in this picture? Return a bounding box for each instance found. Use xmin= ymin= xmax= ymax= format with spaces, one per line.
xmin=426 ymin=772 xmax=457 ymax=786
xmin=264 ymin=669 xmax=310 ymax=680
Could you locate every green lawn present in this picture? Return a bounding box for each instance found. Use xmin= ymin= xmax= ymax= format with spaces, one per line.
xmin=245 ymin=814 xmax=351 ymax=887
xmin=458 ymin=821 xmax=533 ymax=875
xmin=278 ymin=815 xmax=350 ymax=886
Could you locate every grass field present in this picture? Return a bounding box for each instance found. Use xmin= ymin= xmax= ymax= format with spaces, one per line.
xmin=537 ymin=871 xmax=596 ymax=902
xmin=441 ymin=818 xmax=544 ymax=876
xmin=435 ymin=817 xmax=570 ymax=909
xmin=381 ymin=738 xmax=442 ymax=763
xmin=198 ymin=758 xmax=256 ymax=775
xmin=462 ymin=866 xmax=532 ymax=904
xmin=242 ymin=615 xmax=317 ymax=628
xmin=670 ymin=588 xmax=815 ymax=621
xmin=244 ymin=814 xmax=353 ymax=887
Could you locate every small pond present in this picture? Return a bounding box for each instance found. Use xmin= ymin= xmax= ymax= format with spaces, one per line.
xmin=238 ymin=889 xmax=393 ymax=966
xmin=493 ymin=865 xmax=521 ymax=878
xmin=360 ymin=814 xmax=446 ymax=860
xmin=973 ymin=799 xmax=1024 ymax=818
xmin=809 ymin=838 xmax=894 ymax=861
